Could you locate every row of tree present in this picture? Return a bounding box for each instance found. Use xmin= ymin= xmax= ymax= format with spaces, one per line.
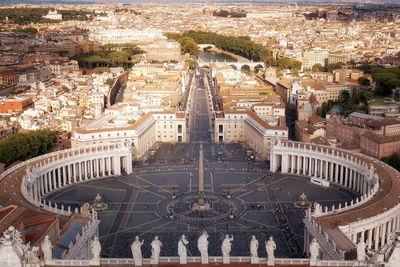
xmin=0 ymin=8 xmax=92 ymax=25
xmin=73 ymin=45 xmax=144 ymax=69
xmin=165 ymin=31 xmax=270 ymax=62
xmin=311 ymin=63 xmax=342 ymax=73
xmin=213 ymin=9 xmax=246 ymax=18
xmin=265 ymin=56 xmax=302 ymax=76
xmin=0 ymin=129 xmax=56 ymax=167
xmin=381 ymin=153 xmax=400 ymax=172
xmin=12 ymin=27 xmax=38 ymax=34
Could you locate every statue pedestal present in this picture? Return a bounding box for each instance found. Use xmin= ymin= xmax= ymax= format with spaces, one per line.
xmin=180 ymin=256 xmax=187 ymax=264
xmin=90 ymin=259 xmax=100 ymax=266
xmin=223 ymin=255 xmax=230 ymax=264
xmin=250 ymin=256 xmax=259 ymax=264
xmin=201 ymin=255 xmax=208 ymax=264
xmin=309 ymin=259 xmax=318 ymax=266
xmin=134 ymin=258 xmax=142 ymax=266
xmin=267 ymin=258 xmax=275 ymax=266
xmin=150 ymin=257 xmax=159 ymax=265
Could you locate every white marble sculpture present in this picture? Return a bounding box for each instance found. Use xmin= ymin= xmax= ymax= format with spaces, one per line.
xmin=221 ymin=234 xmax=233 ymax=264
xmin=266 ymin=236 xmax=276 ymax=266
xmin=0 ymin=226 xmax=25 ymax=267
xmin=151 ymin=236 xmax=162 ymax=264
xmin=178 ymin=234 xmax=189 ymax=264
xmin=357 ymin=240 xmax=366 ymax=262
xmin=250 ymin=235 xmax=259 ymax=264
xmin=309 ymin=238 xmax=320 ymax=266
xmin=198 ymin=231 xmax=209 ymax=264
xmin=131 ymin=236 xmax=144 ymax=266
xmin=41 ymin=235 xmax=53 ymax=263
xmin=91 ymin=236 xmax=101 ymax=264
xmin=24 ymin=243 xmax=40 ymax=265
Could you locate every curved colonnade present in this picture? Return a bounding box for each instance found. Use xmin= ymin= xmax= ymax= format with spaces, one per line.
xmin=2 ymin=142 xmax=133 ymax=216
xmin=0 ymin=140 xmax=399 ymax=264
xmin=270 ymin=140 xmax=400 ymax=258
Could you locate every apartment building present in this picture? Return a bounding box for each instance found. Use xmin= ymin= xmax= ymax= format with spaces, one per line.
xmin=214 ymin=109 xmax=287 ymax=158
xmin=71 ymin=111 xmax=186 ymax=159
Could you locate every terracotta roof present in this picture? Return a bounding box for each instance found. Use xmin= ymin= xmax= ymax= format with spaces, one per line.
xmin=223 ymin=108 xmax=287 ymax=131
xmin=361 ymin=131 xmax=400 ymax=144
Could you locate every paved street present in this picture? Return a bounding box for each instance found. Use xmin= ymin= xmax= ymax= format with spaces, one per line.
xmin=46 ymin=68 xmax=358 ymax=258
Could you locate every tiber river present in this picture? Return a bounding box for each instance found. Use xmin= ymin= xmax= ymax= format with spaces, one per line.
xmin=198 ymin=51 xmax=238 ymax=63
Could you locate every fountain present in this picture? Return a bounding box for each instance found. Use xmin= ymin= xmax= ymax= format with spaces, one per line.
xmin=90 ymin=193 xmax=109 ymax=211
xmin=294 ymin=192 xmax=311 ymax=209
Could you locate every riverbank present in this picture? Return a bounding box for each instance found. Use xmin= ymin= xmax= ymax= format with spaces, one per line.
xmin=200 ymin=47 xmax=250 ymax=62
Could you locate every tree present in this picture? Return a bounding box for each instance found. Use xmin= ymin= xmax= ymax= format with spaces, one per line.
xmin=106 ymin=78 xmax=114 ymax=87
xmin=277 ymin=57 xmax=291 ymax=70
xmin=358 ymin=77 xmax=370 ymax=86
xmin=312 ymin=63 xmax=324 ymax=73
xmin=0 ymin=129 xmax=56 ymax=167
xmin=264 ymin=56 xmax=276 ymax=67
xmin=327 ymin=63 xmax=342 ymax=73
xmin=93 ymin=67 xmax=111 ymax=74
xmin=381 ymin=153 xmax=400 ymax=171
xmin=291 ymin=60 xmax=302 ymax=71
xmin=178 ymin=37 xmax=199 ymax=56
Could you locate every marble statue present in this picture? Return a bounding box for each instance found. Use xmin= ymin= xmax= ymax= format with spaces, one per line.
xmin=91 ymin=236 xmax=101 ymax=263
xmin=266 ymin=236 xmax=276 ymax=266
xmin=309 ymin=238 xmax=320 ymax=265
xmin=41 ymin=235 xmax=53 ymax=263
xmin=221 ymin=234 xmax=233 ymax=264
xmin=313 ymin=202 xmax=322 ymax=215
xmin=357 ymin=240 xmax=366 ymax=262
xmin=250 ymin=235 xmax=259 ymax=264
xmin=0 ymin=227 xmax=24 ymax=267
xmin=151 ymin=236 xmax=162 ymax=264
xmin=131 ymin=236 xmax=144 ymax=266
xmin=178 ymin=234 xmax=189 ymax=264
xmin=198 ymin=231 xmax=209 ymax=264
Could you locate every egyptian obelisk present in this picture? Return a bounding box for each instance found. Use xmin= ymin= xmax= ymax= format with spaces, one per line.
xmin=198 ymin=143 xmax=204 ymax=205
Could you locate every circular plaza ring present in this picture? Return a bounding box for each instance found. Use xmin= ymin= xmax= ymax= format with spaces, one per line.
xmin=157 ymin=192 xmax=247 ymax=224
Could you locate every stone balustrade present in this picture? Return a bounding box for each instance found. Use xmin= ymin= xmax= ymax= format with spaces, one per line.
xmin=312 ymin=181 xmax=379 ymax=218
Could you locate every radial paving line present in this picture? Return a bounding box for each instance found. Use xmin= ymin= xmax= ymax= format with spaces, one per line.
xmin=118 ymin=178 xmax=166 ymax=198
xmin=134 ymin=175 xmax=173 ymax=195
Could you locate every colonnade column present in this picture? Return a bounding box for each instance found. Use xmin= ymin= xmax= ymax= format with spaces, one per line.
xmin=335 ymin=164 xmax=339 ymax=183
xmin=375 ymin=225 xmax=380 ymax=250
xmin=298 ymin=156 xmax=301 ymax=174
xmin=368 ymin=229 xmax=373 ymax=249
xmin=57 ymin=167 xmax=62 ymax=188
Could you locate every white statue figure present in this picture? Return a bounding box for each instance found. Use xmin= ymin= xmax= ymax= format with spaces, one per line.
xmin=266 ymin=236 xmax=276 ymax=266
xmin=313 ymin=202 xmax=322 ymax=216
xmin=25 ymin=246 xmax=40 ymax=264
xmin=178 ymin=234 xmax=189 ymax=264
xmin=309 ymin=238 xmax=320 ymax=265
xmin=221 ymin=234 xmax=233 ymax=264
xmin=131 ymin=236 xmax=144 ymax=266
xmin=250 ymin=235 xmax=259 ymax=264
xmin=198 ymin=231 xmax=209 ymax=264
xmin=357 ymin=240 xmax=366 ymax=262
xmin=41 ymin=235 xmax=53 ymax=263
xmin=0 ymin=227 xmax=25 ymax=267
xmin=91 ymin=236 xmax=101 ymax=263
xmin=151 ymin=236 xmax=162 ymax=264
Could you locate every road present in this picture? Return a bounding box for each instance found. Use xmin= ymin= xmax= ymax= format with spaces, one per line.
xmin=188 ymin=68 xmax=212 ymax=143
